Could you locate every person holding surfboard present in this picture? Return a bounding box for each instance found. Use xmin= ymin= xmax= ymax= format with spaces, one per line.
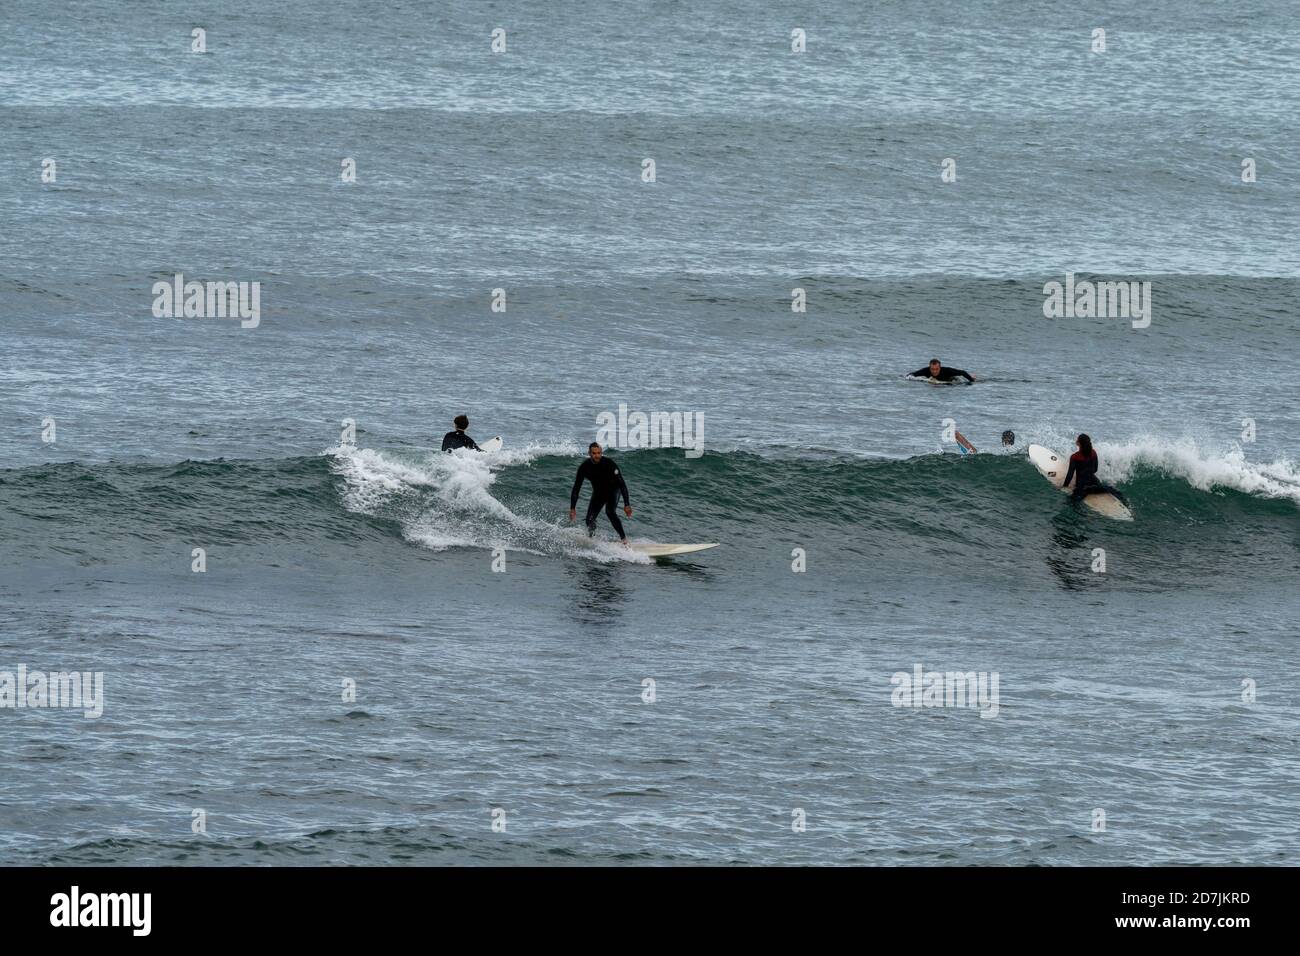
xmin=569 ymin=442 xmax=632 ymax=542
xmin=908 ymin=359 xmax=975 ymax=383
xmin=441 ymin=415 xmax=480 ymax=452
xmin=1063 ymin=434 xmax=1128 ymax=505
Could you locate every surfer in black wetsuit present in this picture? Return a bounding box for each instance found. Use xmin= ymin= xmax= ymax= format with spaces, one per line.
xmin=441 ymin=414 xmax=479 ymax=452
xmin=1063 ymin=433 xmax=1129 ymax=504
xmin=908 ymin=359 xmax=975 ymax=383
xmin=569 ymin=442 xmax=632 ymax=541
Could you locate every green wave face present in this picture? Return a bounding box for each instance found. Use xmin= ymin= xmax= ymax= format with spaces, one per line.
xmin=2 ymin=446 xmax=1296 ymax=592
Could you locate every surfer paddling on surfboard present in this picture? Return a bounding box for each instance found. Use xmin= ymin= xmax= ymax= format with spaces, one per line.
xmin=569 ymin=442 xmax=633 ymax=543
xmin=1063 ymin=434 xmax=1129 ymax=506
xmin=441 ymin=414 xmax=479 ymax=452
xmin=908 ymin=359 xmax=975 ymax=384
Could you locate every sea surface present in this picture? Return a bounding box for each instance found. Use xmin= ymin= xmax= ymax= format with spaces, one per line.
xmin=1 ymin=0 xmax=1298 ymax=865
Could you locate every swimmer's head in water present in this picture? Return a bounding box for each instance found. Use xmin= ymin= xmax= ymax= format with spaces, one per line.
xmin=454 ymin=414 xmax=469 ymax=430
xmin=928 ymin=359 xmax=941 ymax=375
xmin=1001 ymin=430 xmax=1015 ymax=445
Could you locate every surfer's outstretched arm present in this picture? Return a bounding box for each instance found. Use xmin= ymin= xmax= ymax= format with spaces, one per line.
xmin=616 ymin=470 xmax=630 ymax=507
xmin=566 ymin=460 xmax=592 ymax=512
xmin=952 ymin=368 xmax=975 ymax=383
xmin=570 ymin=463 xmax=588 ymax=509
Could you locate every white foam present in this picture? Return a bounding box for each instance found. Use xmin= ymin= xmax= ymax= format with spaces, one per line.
xmin=325 ymin=443 xmax=650 ymax=561
xmin=490 ymin=438 xmax=587 ymax=467
xmin=1099 ymin=437 xmax=1300 ymax=504
xmin=1019 ymin=432 xmax=1300 ymax=505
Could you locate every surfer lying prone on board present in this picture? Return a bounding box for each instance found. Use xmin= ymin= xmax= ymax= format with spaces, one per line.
xmin=569 ymin=442 xmax=633 ymax=542
xmin=441 ymin=414 xmax=479 ymax=452
xmin=1063 ymin=434 xmax=1129 ymax=505
xmin=908 ymin=359 xmax=975 ymax=383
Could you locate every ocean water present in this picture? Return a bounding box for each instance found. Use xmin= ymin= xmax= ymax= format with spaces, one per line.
xmin=1 ymin=1 xmax=1298 ymax=865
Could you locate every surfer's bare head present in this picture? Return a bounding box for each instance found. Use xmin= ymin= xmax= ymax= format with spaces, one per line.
xmin=588 ymin=442 xmax=602 ymax=461
xmin=454 ymin=414 xmax=469 ymax=430
xmin=1076 ymin=433 xmax=1093 ymax=456
xmin=929 ymin=359 xmax=941 ymax=374
xmin=1001 ymin=430 xmax=1015 ymax=446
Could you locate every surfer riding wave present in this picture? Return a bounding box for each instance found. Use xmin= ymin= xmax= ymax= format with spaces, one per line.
xmin=569 ymin=442 xmax=633 ymax=542
xmin=1064 ymin=433 xmax=1129 ymax=505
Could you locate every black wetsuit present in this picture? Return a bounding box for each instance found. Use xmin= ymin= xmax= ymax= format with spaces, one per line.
xmin=571 ymin=457 xmax=630 ymax=539
xmin=441 ymin=430 xmax=479 ymax=452
xmin=1064 ymin=451 xmax=1128 ymax=504
xmin=910 ymin=366 xmax=974 ymax=383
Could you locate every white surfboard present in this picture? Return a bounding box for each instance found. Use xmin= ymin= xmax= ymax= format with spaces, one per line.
xmin=629 ymin=542 xmax=719 ymax=558
xmin=1028 ymin=444 xmax=1132 ymax=521
xmin=479 ymin=436 xmax=502 ymax=453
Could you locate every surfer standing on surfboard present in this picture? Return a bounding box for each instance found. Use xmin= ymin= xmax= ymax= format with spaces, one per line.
xmin=569 ymin=442 xmax=633 ymax=542
xmin=908 ymin=359 xmax=975 ymax=383
xmin=1063 ymin=434 xmax=1129 ymax=505
xmin=441 ymin=414 xmax=480 ymax=452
